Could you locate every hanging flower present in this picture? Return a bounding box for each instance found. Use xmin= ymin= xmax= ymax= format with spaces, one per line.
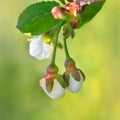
xmin=29 ymin=35 xmax=53 ymax=60
xmin=64 ymin=58 xmax=85 ymax=92
xmin=40 ymin=65 xmax=66 ymax=99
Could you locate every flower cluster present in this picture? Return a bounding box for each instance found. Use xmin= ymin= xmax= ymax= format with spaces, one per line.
xmin=39 ymin=59 xmax=85 ymax=99
xmin=18 ymin=0 xmax=104 ymax=99
xmin=29 ymin=29 xmax=85 ymax=99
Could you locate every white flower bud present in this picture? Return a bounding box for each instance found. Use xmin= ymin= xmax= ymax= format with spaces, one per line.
xmin=29 ymin=35 xmax=53 ymax=60
xmin=40 ymin=78 xmax=66 ymax=99
xmin=68 ymin=70 xmax=84 ymax=92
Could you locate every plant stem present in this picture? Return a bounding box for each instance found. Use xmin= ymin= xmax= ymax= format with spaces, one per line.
xmin=50 ymin=21 xmax=64 ymax=65
xmin=58 ymin=0 xmax=66 ymax=5
xmin=63 ymin=38 xmax=71 ymax=59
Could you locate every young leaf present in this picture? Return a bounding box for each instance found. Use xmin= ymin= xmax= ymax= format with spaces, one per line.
xmin=17 ymin=1 xmax=59 ymax=35
xmin=81 ymin=0 xmax=106 ymax=27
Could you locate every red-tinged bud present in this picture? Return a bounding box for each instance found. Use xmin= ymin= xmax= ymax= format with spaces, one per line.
xmin=40 ymin=76 xmax=66 ymax=99
xmin=40 ymin=64 xmax=66 ymax=99
xmin=63 ymin=2 xmax=82 ymax=16
xmin=71 ymin=16 xmax=81 ymax=29
xmin=64 ymin=58 xmax=85 ymax=92
xmin=51 ymin=6 xmax=64 ymax=19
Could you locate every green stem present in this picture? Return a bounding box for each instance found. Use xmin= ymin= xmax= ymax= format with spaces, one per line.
xmin=50 ymin=21 xmax=64 ymax=65
xmin=58 ymin=0 xmax=66 ymax=5
xmin=64 ymin=38 xmax=71 ymax=59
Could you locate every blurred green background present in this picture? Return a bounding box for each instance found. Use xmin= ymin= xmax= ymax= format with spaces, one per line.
xmin=0 ymin=0 xmax=120 ymax=120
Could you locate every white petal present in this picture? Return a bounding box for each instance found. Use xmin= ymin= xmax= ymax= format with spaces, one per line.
xmin=80 ymin=0 xmax=102 ymax=6
xmin=40 ymin=43 xmax=52 ymax=59
xmin=29 ymin=35 xmax=53 ymax=60
xmin=40 ymin=79 xmax=65 ymax=99
xmin=80 ymin=1 xmax=87 ymax=6
xmin=68 ymin=70 xmax=84 ymax=93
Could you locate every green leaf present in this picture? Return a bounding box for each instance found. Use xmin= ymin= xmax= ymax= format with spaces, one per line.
xmin=16 ymin=1 xmax=59 ymax=35
xmin=81 ymin=0 xmax=106 ymax=27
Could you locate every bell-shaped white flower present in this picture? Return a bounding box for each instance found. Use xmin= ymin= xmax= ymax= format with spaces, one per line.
xmin=68 ymin=70 xmax=84 ymax=92
xmin=64 ymin=58 xmax=85 ymax=93
xmin=40 ymin=78 xmax=66 ymax=99
xmin=40 ymin=64 xmax=66 ymax=99
xmin=29 ymin=35 xmax=53 ymax=60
